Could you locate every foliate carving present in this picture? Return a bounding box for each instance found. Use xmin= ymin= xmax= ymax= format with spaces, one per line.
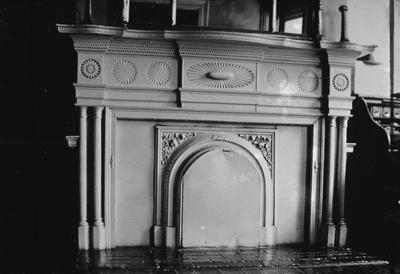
xmin=266 ymin=68 xmax=288 ymax=92
xmin=298 ymin=70 xmax=319 ymax=93
xmin=332 ymin=73 xmax=349 ymax=92
xmin=161 ymin=132 xmax=197 ymax=166
xmin=238 ymin=134 xmax=273 ymax=171
xmin=146 ymin=61 xmax=171 ymax=85
xmin=112 ymin=59 xmax=137 ymax=85
xmin=80 ymin=58 xmax=101 ymax=79
xmin=186 ymin=62 xmax=255 ymax=89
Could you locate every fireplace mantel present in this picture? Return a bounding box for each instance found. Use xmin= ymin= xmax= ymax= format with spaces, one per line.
xmin=58 ymin=24 xmax=365 ymax=250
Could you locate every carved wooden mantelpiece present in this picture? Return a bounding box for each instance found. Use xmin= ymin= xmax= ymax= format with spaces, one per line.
xmin=58 ymin=24 xmax=367 ymax=250
xmin=58 ymin=24 xmax=368 ymax=121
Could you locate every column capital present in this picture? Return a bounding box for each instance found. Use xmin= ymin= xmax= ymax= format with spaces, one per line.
xmin=93 ymin=106 xmax=104 ymax=118
xmin=327 ymin=116 xmax=337 ymax=127
xmin=338 ymin=116 xmax=349 ymax=128
xmin=80 ymin=106 xmax=88 ymax=118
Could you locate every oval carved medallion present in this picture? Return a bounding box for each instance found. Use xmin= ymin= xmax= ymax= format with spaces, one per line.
xmin=187 ymin=62 xmax=255 ymax=89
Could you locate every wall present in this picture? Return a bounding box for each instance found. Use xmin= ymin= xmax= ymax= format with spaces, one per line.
xmin=348 ymin=0 xmax=390 ymax=98
xmin=322 ymin=0 xmax=391 ymax=98
xmin=395 ymin=0 xmax=400 ymax=94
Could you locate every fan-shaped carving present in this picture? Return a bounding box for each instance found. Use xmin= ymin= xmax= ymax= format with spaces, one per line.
xmin=112 ymin=59 xmax=137 ymax=85
xmin=146 ymin=61 xmax=171 ymax=86
xmin=80 ymin=58 xmax=101 ymax=79
xmin=266 ymin=68 xmax=288 ymax=92
xmin=298 ymin=70 xmax=319 ymax=93
xmin=186 ymin=62 xmax=254 ymax=89
xmin=332 ymin=73 xmax=349 ymax=92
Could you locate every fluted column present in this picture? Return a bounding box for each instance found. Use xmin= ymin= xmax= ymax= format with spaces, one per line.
xmin=92 ymin=106 xmax=105 ymax=250
xmin=78 ymin=106 xmax=89 ymax=250
xmin=320 ymin=116 xmax=337 ymax=247
xmin=335 ymin=116 xmax=349 ymax=247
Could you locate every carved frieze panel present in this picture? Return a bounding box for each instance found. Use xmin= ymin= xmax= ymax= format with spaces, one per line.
xmin=77 ymin=54 xmax=103 ymax=84
xmin=112 ymin=59 xmax=137 ymax=85
xmin=183 ymin=60 xmax=256 ymax=91
xmin=258 ymin=63 xmax=321 ymax=95
xmin=329 ymin=68 xmax=352 ymax=96
xmin=81 ymin=58 xmax=101 ymax=79
xmin=103 ymin=56 xmax=177 ymax=89
xmin=161 ymin=132 xmax=198 ymax=166
xmin=298 ymin=70 xmax=319 ymax=93
xmin=146 ymin=61 xmax=172 ymax=86
xmin=237 ymin=134 xmax=273 ymax=171
xmin=332 ymin=73 xmax=350 ymax=93
xmin=157 ymin=127 xmax=274 ymax=174
xmin=266 ymin=68 xmax=289 ymax=92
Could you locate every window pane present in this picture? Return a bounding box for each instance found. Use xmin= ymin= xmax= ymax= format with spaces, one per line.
xmin=177 ymin=9 xmax=200 ymax=26
xmin=176 ymin=0 xmax=206 ymax=26
xmin=278 ymin=0 xmax=312 ymax=35
xmin=127 ymin=0 xmax=314 ymax=36
xmin=284 ymin=17 xmax=303 ymax=34
xmin=208 ymin=0 xmax=261 ymax=30
xmin=131 ymin=0 xmax=170 ymax=26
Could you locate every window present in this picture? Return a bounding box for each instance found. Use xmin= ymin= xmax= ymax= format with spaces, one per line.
xmin=127 ymin=0 xmax=314 ymax=36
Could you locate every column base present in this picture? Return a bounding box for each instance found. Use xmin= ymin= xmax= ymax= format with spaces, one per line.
xmin=92 ymin=223 xmax=105 ymax=250
xmin=260 ymin=226 xmax=277 ymax=245
xmin=335 ymin=223 xmax=347 ymax=247
xmin=151 ymin=225 xmax=163 ymax=247
xmin=78 ymin=223 xmax=90 ymax=250
xmin=164 ymin=226 xmax=176 ymax=248
xmin=320 ymin=222 xmax=336 ymax=247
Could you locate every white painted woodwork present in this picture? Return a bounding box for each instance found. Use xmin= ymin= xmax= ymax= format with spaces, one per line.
xmin=92 ymin=106 xmax=105 ymax=250
xmin=321 ymin=116 xmax=337 ymax=247
xmin=57 ymin=25 xmax=363 ymax=249
xmin=336 ymin=116 xmax=349 ymax=247
xmin=78 ymin=106 xmax=89 ymax=250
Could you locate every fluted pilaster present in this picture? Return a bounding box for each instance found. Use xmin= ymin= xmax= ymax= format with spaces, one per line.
xmin=335 ymin=116 xmax=349 ymax=247
xmin=92 ymin=106 xmax=105 ymax=250
xmin=78 ymin=106 xmax=89 ymax=250
xmin=320 ymin=116 xmax=337 ymax=247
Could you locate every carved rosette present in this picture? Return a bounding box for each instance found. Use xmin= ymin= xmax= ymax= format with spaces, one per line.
xmin=146 ymin=61 xmax=171 ymax=85
xmin=266 ymin=68 xmax=289 ymax=92
xmin=80 ymin=58 xmax=101 ymax=79
xmin=161 ymin=132 xmax=197 ymax=166
xmin=332 ymin=73 xmax=349 ymax=92
xmin=298 ymin=70 xmax=319 ymax=93
xmin=238 ymin=134 xmax=273 ymax=172
xmin=112 ymin=59 xmax=137 ymax=85
xmin=186 ymin=62 xmax=255 ymax=89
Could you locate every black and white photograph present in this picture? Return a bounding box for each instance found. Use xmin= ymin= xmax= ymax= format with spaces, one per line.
xmin=1 ymin=0 xmax=400 ymax=273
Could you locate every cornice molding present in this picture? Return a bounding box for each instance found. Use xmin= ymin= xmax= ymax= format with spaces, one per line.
xmin=108 ymin=39 xmax=176 ymax=56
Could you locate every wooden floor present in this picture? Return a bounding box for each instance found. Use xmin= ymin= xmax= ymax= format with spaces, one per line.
xmin=3 ymin=245 xmax=400 ymax=273
xmin=72 ymin=246 xmax=396 ymax=274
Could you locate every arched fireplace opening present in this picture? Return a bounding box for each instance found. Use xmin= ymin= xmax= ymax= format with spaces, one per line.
xmin=156 ymin=134 xmax=276 ymax=248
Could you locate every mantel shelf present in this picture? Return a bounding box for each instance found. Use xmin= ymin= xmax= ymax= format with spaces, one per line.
xmin=57 ymin=24 xmax=372 ymax=53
